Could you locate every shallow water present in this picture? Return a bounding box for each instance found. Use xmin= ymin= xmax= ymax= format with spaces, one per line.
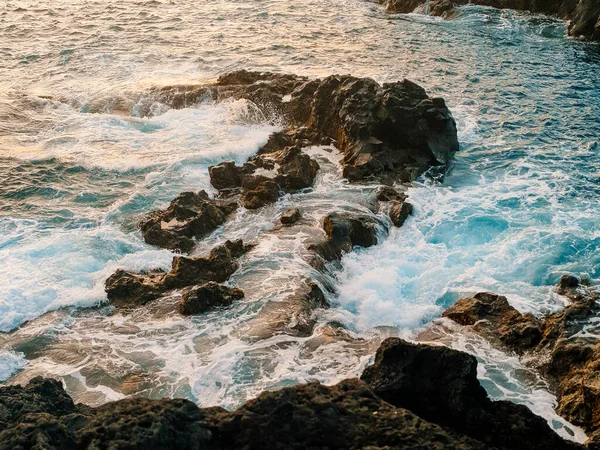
xmin=0 ymin=0 xmax=599 ymax=442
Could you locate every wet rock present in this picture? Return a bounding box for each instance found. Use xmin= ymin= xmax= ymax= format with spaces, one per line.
xmin=273 ymin=146 xmax=319 ymax=190
xmin=178 ymin=282 xmax=245 ymax=315
xmin=140 ymin=191 xmax=237 ymax=253
xmin=381 ymin=0 xmax=600 ymax=41
xmin=442 ymin=292 xmax=542 ymax=352
xmin=361 ymin=338 xmax=580 ymax=450
xmin=105 ymin=269 xmax=166 ymax=307
xmin=246 ymin=282 xmax=329 ymax=339
xmin=241 ymin=175 xmax=279 ymax=209
xmin=208 ymin=161 xmax=243 ymax=190
xmin=280 ymin=207 xmax=301 ymax=225
xmin=442 ymin=280 xmax=600 ymax=441
xmin=323 ymin=212 xmax=379 ymax=252
xmin=389 ymin=201 xmax=413 ymax=227
xmin=105 ymin=240 xmax=252 ymax=309
xmin=376 ymin=186 xmax=407 ymax=202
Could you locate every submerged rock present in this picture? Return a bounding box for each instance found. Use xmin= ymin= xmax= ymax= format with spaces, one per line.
xmin=179 ymin=282 xmax=245 ymax=315
xmin=140 ymin=191 xmax=237 ymax=253
xmin=442 ymin=277 xmax=600 ymax=442
xmin=380 ymin=0 xmax=600 ymax=41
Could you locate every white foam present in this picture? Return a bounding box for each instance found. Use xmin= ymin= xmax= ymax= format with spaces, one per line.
xmin=0 ymin=351 xmax=28 ymax=381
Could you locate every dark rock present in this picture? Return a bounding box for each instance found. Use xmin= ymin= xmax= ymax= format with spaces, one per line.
xmin=376 ymin=186 xmax=407 ymax=202
xmin=105 ymin=240 xmax=252 ymax=309
xmin=179 ymin=282 xmax=244 ymax=315
xmin=361 ymin=338 xmax=580 ymax=450
xmin=241 ymin=175 xmax=279 ymax=209
xmin=208 ymin=161 xmax=243 ymax=190
xmin=273 ymin=146 xmax=319 ymax=190
xmin=380 ymin=0 xmax=600 ymax=41
xmin=140 ymin=191 xmax=237 ymax=253
xmin=442 ymin=292 xmax=542 ymax=352
xmin=105 ymin=269 xmax=165 ymax=307
xmin=389 ymin=201 xmax=413 ymax=227
xmin=280 ymin=208 xmax=302 ymax=225
xmin=323 ymin=212 xmax=379 ymax=252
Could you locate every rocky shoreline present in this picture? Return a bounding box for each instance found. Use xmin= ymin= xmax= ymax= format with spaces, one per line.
xmin=2 ymin=70 xmax=598 ymax=449
xmin=379 ymin=0 xmax=600 ymax=41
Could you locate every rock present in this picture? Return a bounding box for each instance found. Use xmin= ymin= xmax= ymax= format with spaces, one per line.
xmin=280 ymin=208 xmax=302 ymax=225
xmin=208 ymin=161 xmax=243 ymax=190
xmin=241 ymin=175 xmax=279 ymax=209
xmin=105 ymin=269 xmax=166 ymax=307
xmin=376 ymin=186 xmax=407 ymax=202
xmin=441 ymin=280 xmax=600 ymax=442
xmin=178 ymin=282 xmax=245 ymax=315
xmin=361 ymin=338 xmax=580 ymax=450
xmin=246 ymin=282 xmax=329 ymax=339
xmin=273 ymin=146 xmax=319 ymax=191
xmin=323 ymin=212 xmax=379 ymax=252
xmin=105 ymin=240 xmax=252 ymax=309
xmin=389 ymin=201 xmax=413 ymax=227
xmin=380 ymin=0 xmax=600 ymax=41
xmin=140 ymin=191 xmax=237 ymax=253
xmin=442 ymin=292 xmax=542 ymax=352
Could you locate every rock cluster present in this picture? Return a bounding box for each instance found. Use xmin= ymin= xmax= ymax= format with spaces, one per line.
xmin=442 ymin=276 xmax=600 ymax=445
xmin=380 ymin=0 xmax=600 ymax=41
xmin=0 ymin=339 xmax=582 ymax=450
xmin=105 ymin=239 xmax=252 ymax=314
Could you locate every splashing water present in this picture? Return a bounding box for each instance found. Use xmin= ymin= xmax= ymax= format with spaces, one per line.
xmin=0 ymin=0 xmax=599 ymax=442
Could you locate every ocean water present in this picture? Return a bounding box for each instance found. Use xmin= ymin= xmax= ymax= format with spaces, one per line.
xmin=0 ymin=0 xmax=599 ymax=442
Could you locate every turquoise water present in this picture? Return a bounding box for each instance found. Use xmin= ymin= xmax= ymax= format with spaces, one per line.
xmin=0 ymin=0 xmax=598 ymax=441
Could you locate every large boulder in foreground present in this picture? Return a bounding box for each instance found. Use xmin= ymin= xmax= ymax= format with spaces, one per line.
xmin=140 ymin=191 xmax=237 ymax=253
xmin=361 ymin=338 xmax=580 ymax=450
xmin=442 ymin=276 xmax=600 ymax=444
xmin=381 ymin=0 xmax=600 ymax=41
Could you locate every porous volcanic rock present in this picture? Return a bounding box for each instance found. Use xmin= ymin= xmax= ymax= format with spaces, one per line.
xmin=361 ymin=338 xmax=580 ymax=450
xmin=140 ymin=191 xmax=237 ymax=253
xmin=441 ymin=276 xmax=600 ymax=442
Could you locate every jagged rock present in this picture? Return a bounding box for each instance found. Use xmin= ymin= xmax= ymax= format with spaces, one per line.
xmin=380 ymin=0 xmax=600 ymax=41
xmin=273 ymin=146 xmax=319 ymax=190
xmin=323 ymin=212 xmax=379 ymax=252
xmin=361 ymin=338 xmax=580 ymax=450
xmin=442 ymin=292 xmax=543 ymax=352
xmin=241 ymin=175 xmax=279 ymax=209
xmin=376 ymin=186 xmax=407 ymax=202
xmin=140 ymin=191 xmax=237 ymax=253
xmin=178 ymin=282 xmax=245 ymax=315
xmin=389 ymin=201 xmax=413 ymax=227
xmin=105 ymin=269 xmax=166 ymax=307
xmin=280 ymin=208 xmax=302 ymax=225
xmin=105 ymin=240 xmax=252 ymax=308
xmin=208 ymin=161 xmax=243 ymax=190
xmin=442 ymin=279 xmax=600 ymax=442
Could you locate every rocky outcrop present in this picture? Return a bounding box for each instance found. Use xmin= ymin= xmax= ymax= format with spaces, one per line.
xmin=140 ymin=191 xmax=237 ymax=253
xmin=442 ymin=276 xmax=600 ymax=443
xmin=380 ymin=0 xmax=600 ymax=41
xmin=361 ymin=338 xmax=577 ymax=450
xmin=178 ymin=282 xmax=245 ymax=315
xmin=0 ymin=339 xmax=582 ymax=450
xmin=105 ymin=240 xmax=252 ymax=310
xmin=280 ymin=207 xmax=302 ymax=225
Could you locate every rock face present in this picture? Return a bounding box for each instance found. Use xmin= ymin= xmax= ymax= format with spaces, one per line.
xmin=140 ymin=191 xmax=237 ymax=253
xmin=323 ymin=212 xmax=380 ymax=251
xmin=0 ymin=340 xmax=582 ymax=450
xmin=380 ymin=0 xmax=600 ymax=41
xmin=442 ymin=276 xmax=600 ymax=443
xmin=105 ymin=240 xmax=252 ymax=310
xmin=389 ymin=200 xmax=414 ymax=227
xmin=178 ymin=282 xmax=245 ymax=315
xmin=361 ymin=338 xmax=578 ymax=450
